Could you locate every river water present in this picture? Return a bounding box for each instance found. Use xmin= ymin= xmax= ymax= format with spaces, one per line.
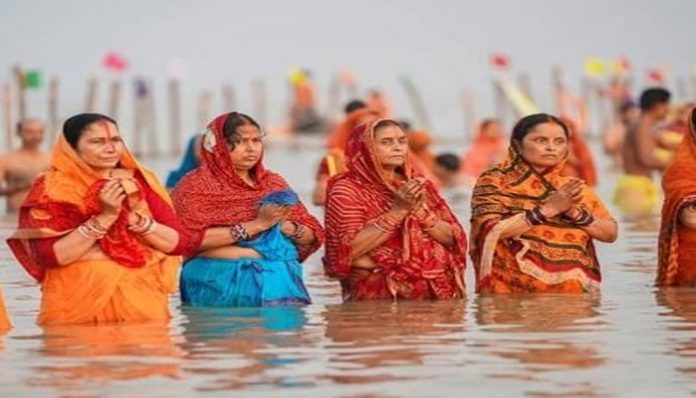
xmin=0 ymin=138 xmax=692 ymax=397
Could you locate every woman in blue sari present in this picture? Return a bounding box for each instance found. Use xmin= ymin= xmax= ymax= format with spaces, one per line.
xmin=166 ymin=134 xmax=201 ymax=189
xmin=172 ymin=112 xmax=324 ymax=307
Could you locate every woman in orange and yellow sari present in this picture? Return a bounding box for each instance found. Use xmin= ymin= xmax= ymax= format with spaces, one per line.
xmin=470 ymin=114 xmax=617 ymax=294
xmin=7 ymin=113 xmax=190 ymax=325
xmin=657 ymin=107 xmax=696 ymax=286
xmin=324 ymin=119 xmax=467 ymax=301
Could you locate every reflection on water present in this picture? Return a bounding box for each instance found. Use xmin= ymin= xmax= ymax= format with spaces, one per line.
xmin=0 ymin=146 xmax=695 ymax=397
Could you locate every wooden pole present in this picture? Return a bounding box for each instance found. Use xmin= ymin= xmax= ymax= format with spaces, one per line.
xmin=168 ymin=78 xmax=182 ymax=156
xmin=133 ymin=79 xmax=146 ymax=157
xmin=2 ymin=83 xmax=13 ymax=151
xmin=85 ymin=76 xmax=98 ymax=112
xmin=461 ymin=88 xmax=476 ymax=143
xmin=492 ymin=79 xmax=507 ymax=126
xmin=222 ymin=83 xmax=235 ymax=112
xmin=326 ymin=74 xmax=341 ymax=119
xmin=12 ymin=65 xmax=26 ymax=123
xmin=146 ymin=78 xmax=158 ymax=157
xmin=517 ymin=71 xmax=533 ymax=103
xmin=107 ymin=79 xmax=122 ymax=119
xmin=676 ymin=76 xmax=688 ymax=102
xmin=252 ymin=79 xmax=268 ymax=128
xmin=48 ymin=76 xmax=59 ymax=144
xmin=399 ymin=76 xmax=431 ymax=130
xmin=197 ymin=90 xmax=213 ymax=130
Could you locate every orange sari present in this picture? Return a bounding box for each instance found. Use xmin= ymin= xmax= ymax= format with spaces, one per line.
xmin=0 ymin=288 xmax=10 ymax=330
xmin=460 ymin=129 xmax=507 ymax=178
xmin=6 ymin=135 xmax=181 ymax=325
xmin=470 ymin=145 xmax=613 ymax=293
xmin=657 ymin=109 xmax=696 ymax=286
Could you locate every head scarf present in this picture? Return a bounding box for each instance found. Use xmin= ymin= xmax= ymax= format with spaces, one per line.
xmin=657 ymin=108 xmax=696 ymax=285
xmin=470 ymin=133 xmax=612 ymax=292
xmin=7 ymin=122 xmax=172 ymax=281
xmin=172 ymin=112 xmax=323 ymax=261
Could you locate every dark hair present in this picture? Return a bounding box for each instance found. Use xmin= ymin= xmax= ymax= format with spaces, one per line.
xmin=344 ymin=100 xmax=366 ymax=115
xmin=222 ymin=112 xmax=261 ymax=148
xmin=62 ymin=113 xmax=117 ymax=148
xmin=619 ymin=100 xmax=637 ymax=114
xmin=511 ymin=113 xmax=569 ymax=143
xmin=480 ymin=118 xmax=500 ymax=131
xmin=397 ymin=119 xmax=412 ymax=131
xmin=373 ymin=119 xmax=403 ymax=133
xmin=639 ymin=88 xmax=671 ymax=111
xmin=435 ymin=153 xmax=461 ymax=172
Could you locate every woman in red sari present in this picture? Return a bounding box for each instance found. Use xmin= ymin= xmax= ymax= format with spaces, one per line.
xmin=173 ymin=112 xmax=324 ymax=306
xmin=324 ymin=119 xmax=467 ymax=301
xmin=657 ymin=107 xmax=696 ymax=286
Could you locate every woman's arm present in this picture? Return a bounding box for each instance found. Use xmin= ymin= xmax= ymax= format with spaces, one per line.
xmin=53 ymin=212 xmax=118 ymax=265
xmin=350 ymin=209 xmax=408 ymax=258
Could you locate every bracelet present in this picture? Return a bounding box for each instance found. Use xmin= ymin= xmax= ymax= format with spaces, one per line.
xmin=525 ymin=206 xmax=548 ymax=226
xmin=419 ymin=212 xmax=441 ymax=230
xmin=563 ymin=209 xmax=594 ymax=227
xmin=128 ymin=214 xmax=156 ymax=235
xmin=77 ymin=223 xmax=106 ymax=240
xmin=230 ymin=223 xmax=250 ymax=243
xmin=373 ymin=211 xmax=404 ymax=234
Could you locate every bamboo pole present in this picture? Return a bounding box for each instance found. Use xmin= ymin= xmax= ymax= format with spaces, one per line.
xmin=85 ymin=76 xmax=98 ymax=112
xmin=168 ymin=78 xmax=182 ymax=156
xmin=399 ymin=76 xmax=431 ymax=130
xmin=48 ymin=76 xmax=59 ymax=144
xmin=2 ymin=83 xmax=13 ymax=151
xmin=252 ymin=79 xmax=268 ymax=127
xmin=461 ymin=88 xmax=476 ymax=143
xmin=12 ymin=65 xmax=26 ymax=123
xmin=197 ymin=90 xmax=213 ymax=130
xmin=517 ymin=71 xmax=533 ymax=103
xmin=326 ymin=74 xmax=341 ymax=119
xmin=133 ymin=79 xmax=146 ymax=157
xmin=492 ymin=79 xmax=507 ymax=126
xmin=146 ymin=78 xmax=158 ymax=157
xmin=107 ymin=79 xmax=122 ymax=119
xmin=221 ymin=83 xmax=235 ymax=111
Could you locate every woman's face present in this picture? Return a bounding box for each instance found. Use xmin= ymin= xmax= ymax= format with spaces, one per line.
xmin=373 ymin=125 xmax=408 ymax=169
xmin=482 ymin=122 xmax=503 ymax=139
xmin=228 ymin=124 xmax=263 ymax=172
xmin=518 ymin=122 xmax=568 ymax=170
xmin=76 ymin=121 xmax=124 ymax=171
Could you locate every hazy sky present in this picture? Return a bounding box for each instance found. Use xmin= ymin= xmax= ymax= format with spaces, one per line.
xmin=1 ymin=0 xmax=695 ymax=140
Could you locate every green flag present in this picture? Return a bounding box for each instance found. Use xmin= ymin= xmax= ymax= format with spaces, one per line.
xmin=23 ymin=70 xmax=42 ymax=89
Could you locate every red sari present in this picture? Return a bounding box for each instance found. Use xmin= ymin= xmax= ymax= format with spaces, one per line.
xmin=323 ymin=120 xmax=467 ymax=301
xmin=657 ymin=109 xmax=696 ymax=286
xmin=173 ymin=112 xmax=324 ymax=261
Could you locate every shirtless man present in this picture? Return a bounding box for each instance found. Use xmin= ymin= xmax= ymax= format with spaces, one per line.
xmin=622 ymin=88 xmax=672 ymax=177
xmin=615 ymin=88 xmax=671 ymax=215
xmin=0 ymin=119 xmax=51 ymax=213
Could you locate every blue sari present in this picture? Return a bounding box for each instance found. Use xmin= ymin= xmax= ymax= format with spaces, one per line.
xmin=166 ymin=135 xmax=200 ymax=189
xmin=180 ymin=190 xmax=312 ymax=307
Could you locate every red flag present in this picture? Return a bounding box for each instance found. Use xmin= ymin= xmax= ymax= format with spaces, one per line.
xmin=103 ymin=52 xmax=128 ymax=73
xmin=490 ymin=53 xmax=511 ymax=70
xmin=646 ymin=68 xmax=666 ymax=84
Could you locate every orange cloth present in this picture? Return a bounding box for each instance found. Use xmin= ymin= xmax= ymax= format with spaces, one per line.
xmin=294 ymin=81 xmax=316 ymax=109
xmin=0 ymin=287 xmax=10 ymax=330
xmin=321 ymin=109 xmax=377 ymax=178
xmin=461 ymin=130 xmax=507 ymax=178
xmin=562 ymin=134 xmax=598 ymax=186
xmin=407 ymin=130 xmax=440 ymax=186
xmin=470 ymin=145 xmax=613 ymax=294
xmin=657 ymin=109 xmax=696 ymax=286
xmin=7 ymin=134 xmax=180 ymax=325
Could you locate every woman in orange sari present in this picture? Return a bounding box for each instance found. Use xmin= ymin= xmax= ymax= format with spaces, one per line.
xmin=0 ymin=288 xmax=10 ymax=330
xmin=560 ymin=116 xmax=598 ymax=187
xmin=657 ymin=108 xmax=696 ymax=286
xmin=470 ymin=114 xmax=617 ymax=294
xmin=7 ymin=113 xmax=189 ymax=325
xmin=324 ymin=119 xmax=467 ymax=301
xmin=460 ymin=119 xmax=507 ymax=184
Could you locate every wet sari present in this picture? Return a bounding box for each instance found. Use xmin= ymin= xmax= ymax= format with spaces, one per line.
xmin=324 ymin=120 xmax=467 ymax=301
xmin=173 ymin=112 xmax=324 ymax=307
xmin=657 ymin=109 xmax=696 ymax=286
xmin=470 ymin=144 xmax=613 ymax=293
xmin=6 ymin=135 xmax=186 ymax=325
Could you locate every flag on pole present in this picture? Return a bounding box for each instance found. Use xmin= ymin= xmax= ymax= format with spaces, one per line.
xmin=490 ymin=53 xmax=511 ymax=70
xmin=646 ymin=68 xmax=667 ymax=84
xmin=612 ymin=57 xmax=631 ymax=75
xmin=584 ymin=57 xmax=607 ymax=77
xmin=23 ymin=70 xmax=42 ymax=89
xmin=103 ymin=52 xmax=128 ymax=73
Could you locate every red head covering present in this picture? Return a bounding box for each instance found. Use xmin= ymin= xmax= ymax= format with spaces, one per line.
xmin=324 ymin=119 xmax=467 ymax=298
xmin=173 ymin=112 xmax=324 ymax=261
xmin=657 ymin=108 xmax=696 ymax=285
